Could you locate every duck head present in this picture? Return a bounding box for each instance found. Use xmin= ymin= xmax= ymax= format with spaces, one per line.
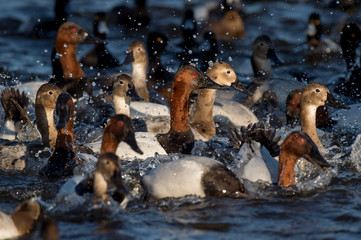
xmin=100 ymin=114 xmax=143 ymax=155
xmin=206 ymin=61 xmax=252 ymax=96
xmin=93 ymin=12 xmax=109 ymax=40
xmin=113 ymin=74 xmax=143 ymax=101
xmin=55 ymin=92 xmax=75 ymax=131
xmin=252 ymin=35 xmax=282 ymax=78
xmin=56 ymin=22 xmax=99 ymax=47
xmin=120 ymin=41 xmax=148 ymax=66
xmin=94 ymin=152 xmax=129 ymax=204
xmin=11 ymin=200 xmax=41 ymax=236
xmin=278 ymin=131 xmax=332 ymax=187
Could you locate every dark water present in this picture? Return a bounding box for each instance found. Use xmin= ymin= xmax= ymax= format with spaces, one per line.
xmin=1 ymin=0 xmax=361 ymax=239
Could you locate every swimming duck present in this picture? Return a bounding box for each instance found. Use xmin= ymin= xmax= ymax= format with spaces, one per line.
xmin=40 ymin=92 xmax=76 ymax=180
xmin=305 ymin=12 xmax=341 ymax=58
xmin=207 ymin=9 xmax=245 ymax=41
xmin=119 ymin=41 xmax=150 ymax=102
xmin=143 ymin=129 xmax=331 ymax=199
xmin=80 ymin=12 xmax=119 ymax=68
xmin=300 ymin=83 xmax=349 ymax=148
xmin=231 ymin=125 xmax=332 ymax=186
xmin=334 ymin=22 xmax=361 ymax=98
xmin=49 ymin=22 xmax=98 ymax=99
xmin=286 ymin=88 xmax=333 ymax=128
xmin=35 ymin=83 xmax=63 ymax=149
xmin=0 ymin=200 xmax=40 ymax=239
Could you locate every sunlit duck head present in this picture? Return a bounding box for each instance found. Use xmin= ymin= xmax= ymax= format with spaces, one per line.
xmin=300 ymin=83 xmax=349 ymax=148
xmin=52 ymin=21 xmax=98 ymax=98
xmin=35 ymin=83 xmax=63 ymax=149
xmin=0 ymin=200 xmax=41 ymax=239
xmin=156 ymin=64 xmax=229 ymax=154
xmin=286 ymin=88 xmax=331 ymax=128
xmin=334 ymin=22 xmax=361 ymax=97
xmin=190 ymin=61 xmax=252 ymax=140
xmin=93 ymin=152 xmax=129 ymax=206
xmin=120 ymin=41 xmax=149 ymax=101
xmin=208 ymin=9 xmax=245 ymax=41
xmin=251 ymin=35 xmax=282 ymax=78
xmin=40 ymin=92 xmax=76 ymax=180
xmin=113 ymin=74 xmax=142 ymax=117
xmin=100 ymin=114 xmax=143 ymax=155
xmin=278 ymin=131 xmax=332 ymax=187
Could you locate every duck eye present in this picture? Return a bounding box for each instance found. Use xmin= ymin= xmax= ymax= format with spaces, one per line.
xmin=71 ymin=28 xmax=76 ymax=33
xmin=68 ymin=100 xmax=72 ymax=104
xmin=118 ymin=121 xmax=123 ymax=127
xmin=119 ymin=80 xmax=124 ymax=84
xmin=315 ymin=89 xmax=320 ymax=93
xmin=49 ymin=91 xmax=53 ymax=95
xmin=299 ymin=138 xmax=304 ymax=144
xmin=138 ymin=48 xmax=141 ymax=51
xmin=226 ymin=70 xmax=231 ymax=74
xmin=106 ymin=160 xmax=109 ymax=164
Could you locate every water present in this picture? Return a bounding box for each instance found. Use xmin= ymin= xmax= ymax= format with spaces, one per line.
xmin=1 ymin=0 xmax=361 ymax=239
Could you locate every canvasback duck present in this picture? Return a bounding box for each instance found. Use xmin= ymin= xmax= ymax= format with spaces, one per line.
xmin=207 ymin=9 xmax=245 ymax=41
xmin=286 ymin=88 xmax=332 ymax=128
xmin=0 ymin=200 xmax=40 ymax=239
xmin=143 ymin=130 xmax=331 ymax=199
xmin=300 ymin=83 xmax=349 ymax=148
xmin=40 ymin=92 xmax=76 ymax=180
xmin=231 ymin=125 xmax=332 ymax=186
xmin=35 ymin=83 xmax=63 ymax=149
xmin=0 ymin=87 xmax=37 ymax=141
xmin=305 ymin=12 xmax=341 ymax=58
xmin=334 ymin=22 xmax=361 ymax=98
xmin=81 ymin=12 xmax=119 ymax=68
xmin=120 ymin=41 xmax=150 ymax=102
xmin=50 ymin=22 xmax=98 ymax=99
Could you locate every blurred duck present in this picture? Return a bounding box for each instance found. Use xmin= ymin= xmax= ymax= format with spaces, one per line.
xmin=207 ymin=9 xmax=245 ymax=41
xmin=40 ymin=92 xmax=76 ymax=180
xmin=286 ymin=88 xmax=333 ymax=128
xmin=142 ymin=130 xmax=331 ymax=199
xmin=50 ymin=22 xmax=98 ymax=99
xmin=305 ymin=12 xmax=341 ymax=57
xmin=334 ymin=22 xmax=361 ymax=98
xmin=299 ymin=83 xmax=349 ymax=148
xmin=0 ymin=200 xmax=40 ymax=239
xmin=81 ymin=12 xmax=119 ymax=68
xmin=108 ymin=0 xmax=150 ymax=29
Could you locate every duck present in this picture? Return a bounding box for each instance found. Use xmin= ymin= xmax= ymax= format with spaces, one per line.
xmin=108 ymin=0 xmax=150 ymax=29
xmin=286 ymin=88 xmax=333 ymax=128
xmin=35 ymin=83 xmax=63 ymax=149
xmin=305 ymin=12 xmax=341 ymax=59
xmin=39 ymin=92 xmax=76 ymax=180
xmin=142 ymin=130 xmax=332 ymax=199
xmin=0 ymin=200 xmax=40 ymax=239
xmin=49 ymin=21 xmax=98 ymax=99
xmin=119 ymin=41 xmax=150 ymax=102
xmin=207 ymin=9 xmax=245 ymax=41
xmin=80 ymin=12 xmax=119 ymax=68
xmin=299 ymin=83 xmax=349 ymax=149
xmin=334 ymin=22 xmax=361 ymax=98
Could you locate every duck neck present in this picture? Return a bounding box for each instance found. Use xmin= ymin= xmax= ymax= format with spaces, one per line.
xmin=170 ymin=71 xmax=195 ymax=132
xmin=93 ymin=171 xmax=108 ymax=201
xmin=100 ymin=127 xmax=119 ymax=154
xmin=35 ymin=106 xmax=57 ymax=149
xmin=11 ymin=212 xmax=35 ymax=235
xmin=301 ymin=104 xmax=323 ymax=148
xmin=189 ymin=88 xmax=216 ymax=139
xmin=251 ymin=56 xmax=273 ymax=78
xmin=56 ymin=43 xmax=86 ymax=80
xmin=132 ymin=62 xmax=150 ymax=101
xmin=55 ymin=118 xmax=74 ymax=151
xmin=278 ymin=150 xmax=298 ymax=187
xmin=113 ymin=95 xmax=131 ymax=117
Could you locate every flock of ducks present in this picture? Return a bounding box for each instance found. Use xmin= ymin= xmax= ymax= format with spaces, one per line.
xmin=0 ymin=0 xmax=361 ymax=238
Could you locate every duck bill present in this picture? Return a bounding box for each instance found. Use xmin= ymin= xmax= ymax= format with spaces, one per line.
xmin=119 ymin=52 xmax=134 ymax=66
xmin=127 ymin=86 xmax=143 ymax=101
xmin=303 ymin=147 xmax=332 ymax=170
xmin=267 ymin=48 xmax=283 ymax=65
xmin=326 ymin=92 xmax=350 ymax=110
xmin=200 ymin=75 xmax=229 ymax=90
xmin=231 ymin=79 xmax=252 ymax=96
xmin=124 ymin=129 xmax=143 ymax=154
